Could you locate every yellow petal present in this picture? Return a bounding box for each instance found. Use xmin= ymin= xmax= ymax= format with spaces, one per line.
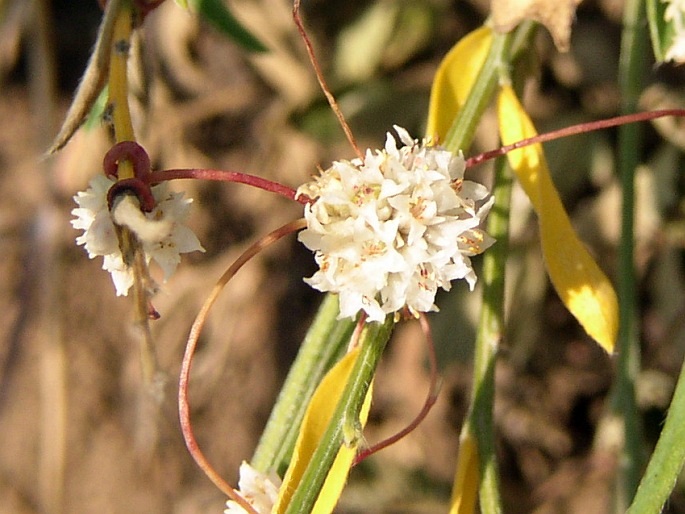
xmin=274 ymin=347 xmax=372 ymax=513
xmin=449 ymin=427 xmax=479 ymax=514
xmin=426 ymin=27 xmax=493 ymax=141
xmin=497 ymin=84 xmax=618 ymax=352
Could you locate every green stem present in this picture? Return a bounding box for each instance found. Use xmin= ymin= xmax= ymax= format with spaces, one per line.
xmin=470 ymin=156 xmax=513 ymax=514
xmin=283 ymin=316 xmax=394 ymax=514
xmin=626 ymin=356 xmax=685 ymax=513
xmin=443 ymin=31 xmax=512 ymax=154
xmin=443 ymin=21 xmax=536 ymax=155
xmin=444 ymin=22 xmax=534 ymax=514
xmin=251 ymin=294 xmax=356 ymax=474
xmin=611 ymin=0 xmax=647 ymax=508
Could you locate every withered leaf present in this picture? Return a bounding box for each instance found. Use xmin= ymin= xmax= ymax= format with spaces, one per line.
xmin=491 ymin=0 xmax=583 ymax=52
xmin=47 ymin=0 xmax=122 ymax=154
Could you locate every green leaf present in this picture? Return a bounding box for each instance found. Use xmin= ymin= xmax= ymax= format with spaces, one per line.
xmin=192 ymin=0 xmax=268 ymax=53
xmin=83 ymin=86 xmax=109 ymax=131
xmin=627 ymin=356 xmax=685 ymax=513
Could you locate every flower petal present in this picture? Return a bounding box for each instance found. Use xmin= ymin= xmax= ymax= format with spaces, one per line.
xmin=426 ymin=27 xmax=493 ymax=141
xmin=497 ymin=84 xmax=618 ymax=352
xmin=274 ymin=347 xmax=372 ymax=513
xmin=71 ymin=176 xmax=204 ymax=295
xmin=299 ymin=128 xmax=491 ymax=320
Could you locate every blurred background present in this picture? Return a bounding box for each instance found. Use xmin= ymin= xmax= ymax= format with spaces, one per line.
xmin=1 ymin=0 xmax=685 ymax=512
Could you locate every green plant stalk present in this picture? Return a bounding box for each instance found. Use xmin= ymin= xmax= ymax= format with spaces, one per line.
xmin=469 ymin=156 xmax=513 ymax=514
xmin=283 ymin=316 xmax=394 ymax=514
xmin=626 ymin=355 xmax=685 ymax=513
xmin=442 ymin=21 xmax=536 ymax=155
xmin=611 ymin=0 xmax=647 ymax=508
xmin=443 ymin=30 xmax=512 ymax=154
xmin=444 ymin=22 xmax=534 ymax=514
xmin=251 ymin=294 xmax=356 ymax=474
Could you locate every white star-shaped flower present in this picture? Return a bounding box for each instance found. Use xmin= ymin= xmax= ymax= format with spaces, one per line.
xmin=224 ymin=461 xmax=281 ymax=514
xmin=71 ymin=175 xmax=204 ymax=296
xmin=297 ymin=126 xmax=494 ymax=322
xmin=663 ymin=0 xmax=685 ymax=63
xmin=664 ymin=0 xmax=685 ymax=23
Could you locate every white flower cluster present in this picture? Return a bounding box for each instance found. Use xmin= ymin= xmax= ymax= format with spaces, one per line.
xmin=664 ymin=0 xmax=685 ymax=62
xmin=297 ymin=126 xmax=494 ymax=322
xmin=71 ymin=175 xmax=204 ymax=296
xmin=224 ymin=462 xmax=281 ymax=514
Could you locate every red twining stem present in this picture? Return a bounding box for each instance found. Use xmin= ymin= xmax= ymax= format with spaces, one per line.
xmin=149 ymin=168 xmax=310 ymax=205
xmin=465 ymin=108 xmax=685 ymax=169
xmin=103 ymin=140 xmax=151 ymax=180
xmin=107 ymin=178 xmax=156 ymax=212
xmin=104 ymin=141 xmax=156 ymax=212
xmin=98 ymin=0 xmax=166 ymax=19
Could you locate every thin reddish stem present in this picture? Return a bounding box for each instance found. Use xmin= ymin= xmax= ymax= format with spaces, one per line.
xmin=107 ymin=178 xmax=156 ymax=212
xmin=149 ymin=168 xmax=310 ymax=205
xmin=292 ymin=0 xmax=362 ymax=160
xmin=103 ymin=140 xmax=151 ymax=180
xmin=353 ymin=313 xmax=441 ymax=465
xmin=178 ymin=218 xmax=307 ymax=512
xmin=465 ymin=108 xmax=685 ymax=169
xmin=348 ymin=312 xmax=368 ymax=352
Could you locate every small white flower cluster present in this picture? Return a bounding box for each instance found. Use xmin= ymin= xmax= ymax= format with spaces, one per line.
xmin=224 ymin=461 xmax=281 ymax=514
xmin=71 ymin=175 xmax=204 ymax=296
xmin=297 ymin=126 xmax=494 ymax=322
xmin=664 ymin=0 xmax=685 ymax=62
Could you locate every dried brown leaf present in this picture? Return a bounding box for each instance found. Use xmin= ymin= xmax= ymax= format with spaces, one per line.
xmin=491 ymin=0 xmax=583 ymax=52
xmin=47 ymin=0 xmax=122 ymax=154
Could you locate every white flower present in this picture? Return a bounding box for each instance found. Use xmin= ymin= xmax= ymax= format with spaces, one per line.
xmin=297 ymin=126 xmax=494 ymax=322
xmin=664 ymin=0 xmax=685 ymax=22
xmin=665 ymin=33 xmax=685 ymax=62
xmin=224 ymin=461 xmax=281 ymax=514
xmin=663 ymin=0 xmax=685 ymax=62
xmin=71 ymin=175 xmax=204 ymax=296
